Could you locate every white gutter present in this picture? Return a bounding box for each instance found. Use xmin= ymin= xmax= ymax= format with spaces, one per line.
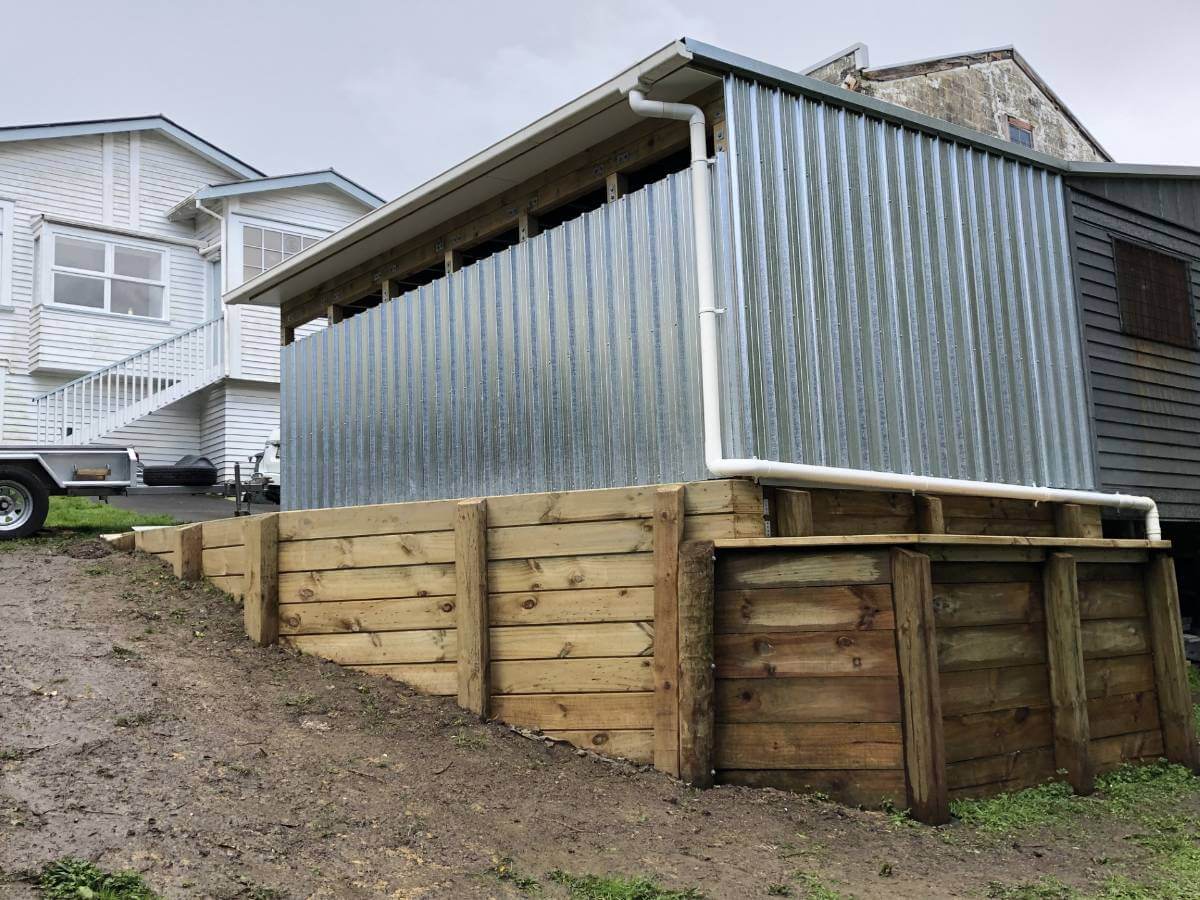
xmin=625 ymin=88 xmax=1163 ymax=541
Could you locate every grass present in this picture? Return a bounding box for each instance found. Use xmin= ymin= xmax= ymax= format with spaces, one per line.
xmin=44 ymin=497 xmax=176 ymax=533
xmin=38 ymin=857 xmax=158 ymax=899
xmin=952 ymin=780 xmax=1084 ymax=833
xmin=546 ymin=870 xmax=705 ymax=899
xmin=985 ymin=876 xmax=1075 ymax=899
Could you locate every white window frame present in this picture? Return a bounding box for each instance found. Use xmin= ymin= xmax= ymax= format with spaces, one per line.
xmin=39 ymin=223 xmax=170 ymax=322
xmin=228 ymin=213 xmax=329 ymax=288
xmin=0 ymin=199 xmax=14 ymax=308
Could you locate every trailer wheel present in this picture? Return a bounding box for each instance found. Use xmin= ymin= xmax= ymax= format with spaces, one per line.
xmin=0 ymin=467 xmax=49 ymax=538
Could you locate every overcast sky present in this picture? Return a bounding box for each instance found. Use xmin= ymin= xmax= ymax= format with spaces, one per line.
xmin=2 ymin=0 xmax=1197 ymax=200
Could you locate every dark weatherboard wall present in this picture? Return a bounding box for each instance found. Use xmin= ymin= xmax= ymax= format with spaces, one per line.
xmin=1066 ymin=178 xmax=1200 ymax=520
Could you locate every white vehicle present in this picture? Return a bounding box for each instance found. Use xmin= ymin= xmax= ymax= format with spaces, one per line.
xmin=253 ymin=429 xmax=281 ymax=505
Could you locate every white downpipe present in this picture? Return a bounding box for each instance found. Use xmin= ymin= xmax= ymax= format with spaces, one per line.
xmin=625 ymin=88 xmax=1162 ymax=541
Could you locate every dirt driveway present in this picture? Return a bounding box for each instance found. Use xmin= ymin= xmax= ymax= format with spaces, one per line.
xmin=0 ymin=536 xmax=1192 ymax=899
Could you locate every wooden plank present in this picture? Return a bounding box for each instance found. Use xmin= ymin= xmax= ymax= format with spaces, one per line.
xmin=202 ymin=546 xmax=245 ymax=578
xmin=544 ymin=729 xmax=652 ymax=763
xmin=278 ymin=531 xmax=456 ymax=572
xmin=677 ymin=540 xmax=716 ymax=787
xmin=1081 ymin=618 xmax=1151 ymax=659
xmin=280 ymin=563 xmax=457 ymax=603
xmin=202 ymin=518 xmax=245 ymax=549
xmin=924 ymin=546 xmax=1046 ymax=563
xmin=1079 ymin=580 xmax=1147 ymax=620
xmin=106 ymin=532 xmax=135 ymax=553
xmin=716 ymin=630 xmax=899 ymax=678
xmin=716 ymin=550 xmax=891 ymax=590
xmin=774 ymin=489 xmax=814 ymax=537
xmin=278 ymin=500 xmax=456 ymax=540
xmin=490 ymin=622 xmax=654 ymax=660
xmin=939 ymin=495 xmax=1053 ymax=522
xmin=455 ymin=499 xmax=489 ymax=717
xmin=1070 ymin=548 xmax=1150 ymax=563
xmin=932 ymin=582 xmax=1042 ymax=628
xmin=947 ymin=747 xmax=1057 ymax=799
xmin=714 ymin=535 xmax=1167 ymax=550
xmin=492 ymin=657 xmax=653 ymax=694
xmin=243 ymin=514 xmax=280 ymax=647
xmin=489 ymin=519 xmax=654 ymax=559
xmin=489 ymin=553 xmax=655 ymax=593
xmin=937 ymin=624 xmax=1047 ymax=672
xmin=208 ymin=574 xmax=244 ymax=600
xmin=932 ymin=562 xmax=1043 ymax=584
xmin=940 ymin=666 xmax=1050 ymax=717
xmin=278 ymin=596 xmax=456 ymax=635
xmin=1144 ymin=554 xmax=1200 ymax=770
xmin=942 ymin=708 xmax=1053 ymax=763
xmin=1054 ymin=504 xmax=1089 ymax=538
xmin=1084 ymin=654 xmax=1157 ymax=699
xmin=490 ymin=692 xmax=653 ymax=730
xmin=652 ymin=486 xmax=684 ymax=778
xmin=683 ymin=512 xmax=766 ymax=540
xmin=715 ymin=677 xmax=901 ymax=723
xmin=172 ymin=523 xmax=203 ymax=582
xmin=286 ymin=630 xmax=456 ymax=665
xmin=943 ymin=518 xmax=1055 ymax=538
xmin=350 ymin=662 xmax=457 ymax=695
xmin=135 ymin=527 xmax=173 ymax=554
xmin=716 ymin=584 xmax=894 ymax=633
xmin=1090 ymin=730 xmax=1165 ymax=772
xmin=1088 ymin=691 xmax=1161 ymax=740
xmin=718 ymin=768 xmax=906 ymax=807
xmin=490 ymin=587 xmax=653 ymax=626
xmin=916 ymin=495 xmax=945 ymax=534
xmin=713 ymin=723 xmax=904 ymax=770
xmin=891 ymin=548 xmax=949 ymax=824
xmin=1078 ymin=563 xmax=1146 ymax=582
xmin=1043 ymin=553 xmax=1093 ymax=794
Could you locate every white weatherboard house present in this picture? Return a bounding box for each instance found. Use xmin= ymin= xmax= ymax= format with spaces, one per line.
xmin=0 ymin=116 xmax=381 ymax=477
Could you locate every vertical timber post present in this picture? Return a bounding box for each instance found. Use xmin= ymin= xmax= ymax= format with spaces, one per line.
xmin=243 ymin=514 xmax=279 ymax=647
xmin=1145 ymin=554 xmax=1200 ymax=770
xmin=677 ymin=539 xmax=715 ymax=787
xmin=1043 ymin=553 xmax=1094 ymax=794
xmin=455 ymin=499 xmax=490 ymax=717
xmin=915 ymin=495 xmax=945 ymax=534
xmin=774 ymin=489 xmax=814 ymax=537
xmin=653 ymin=485 xmax=685 ymax=777
xmin=1054 ymin=504 xmax=1088 ymax=538
xmin=891 ymin=548 xmax=949 ymax=824
xmin=172 ymin=523 xmax=203 ymax=581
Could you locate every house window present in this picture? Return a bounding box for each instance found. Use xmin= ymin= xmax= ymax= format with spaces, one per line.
xmin=1007 ymin=116 xmax=1034 ymax=148
xmin=0 ymin=200 xmax=12 ymax=307
xmin=1113 ymin=238 xmax=1197 ymax=349
xmin=242 ymin=225 xmax=320 ymax=282
xmin=50 ymin=232 xmax=166 ymax=319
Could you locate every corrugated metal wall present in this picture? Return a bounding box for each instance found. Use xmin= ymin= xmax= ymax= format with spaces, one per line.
xmin=719 ymin=75 xmax=1095 ymax=489
xmin=280 ymin=171 xmax=708 ymax=510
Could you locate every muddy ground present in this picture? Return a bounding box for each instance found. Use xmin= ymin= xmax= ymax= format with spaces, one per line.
xmin=0 ymin=537 xmax=1188 ymax=898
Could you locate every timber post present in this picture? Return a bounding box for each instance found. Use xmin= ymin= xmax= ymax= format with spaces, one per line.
xmin=455 ymin=498 xmax=490 ymax=717
xmin=243 ymin=514 xmax=279 ymax=647
xmin=1043 ymin=553 xmax=1094 ymax=794
xmin=653 ymin=485 xmax=685 ymax=776
xmin=1145 ymin=554 xmax=1200 ymax=771
xmin=677 ymin=539 xmax=715 ymax=787
xmin=172 ymin=522 xmax=203 ymax=582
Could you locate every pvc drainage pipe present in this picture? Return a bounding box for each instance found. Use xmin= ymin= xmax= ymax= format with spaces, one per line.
xmin=625 ymin=87 xmax=1162 ymax=541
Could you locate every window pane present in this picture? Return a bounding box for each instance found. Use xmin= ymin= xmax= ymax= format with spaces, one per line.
xmin=263 ymin=249 xmax=283 ymax=268
xmin=302 ymin=236 xmax=318 ymax=248
xmin=111 ymin=281 xmax=164 ymax=318
xmin=54 ymin=272 xmax=105 ymax=308
xmin=114 ymin=245 xmax=161 ymax=280
xmin=244 ymin=246 xmax=263 ymax=268
xmin=243 ymin=265 xmax=263 ymax=282
xmin=262 ymin=229 xmax=283 ymax=251
xmin=55 ymin=235 xmax=105 ymax=272
xmin=283 ymin=234 xmax=302 ymax=253
xmin=244 ymin=227 xmax=263 ymax=248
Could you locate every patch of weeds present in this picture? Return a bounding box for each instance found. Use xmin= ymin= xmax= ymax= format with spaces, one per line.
xmin=547 ymin=869 xmax=704 ymax=899
xmin=491 ymin=857 xmax=540 ymax=893
xmin=39 ymin=857 xmax=158 ymax=899
xmin=766 ymin=884 xmax=792 ymax=896
xmin=451 ymin=729 xmax=488 ymax=751
xmin=1095 ymin=761 xmax=1200 ymax=818
xmin=247 ymin=888 xmax=287 ymax=900
xmin=985 ymin=876 xmax=1076 ymax=899
xmin=114 ymin=712 xmax=153 ymax=729
xmin=788 ymin=872 xmax=841 ymax=900
xmin=1187 ymin=663 xmax=1199 ymax=693
xmin=110 ymin=645 xmax=139 ymax=660
xmin=880 ymin=799 xmax=917 ymax=828
xmin=84 ymin=564 xmax=110 ymax=576
xmin=282 ymin=692 xmax=314 ymax=708
xmin=951 ymin=780 xmax=1083 ymax=833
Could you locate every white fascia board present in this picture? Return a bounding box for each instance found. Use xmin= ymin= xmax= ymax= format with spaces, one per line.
xmin=194 ymin=171 xmax=384 ymax=208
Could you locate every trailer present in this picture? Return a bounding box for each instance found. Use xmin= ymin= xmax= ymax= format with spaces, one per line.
xmin=0 ymin=445 xmax=273 ymax=538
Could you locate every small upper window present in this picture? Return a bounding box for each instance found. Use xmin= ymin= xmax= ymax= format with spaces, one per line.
xmin=1113 ymin=238 xmax=1196 ymax=349
xmin=50 ymin=232 xmax=166 ymax=319
xmin=243 ymin=225 xmax=320 ymax=283
xmin=1007 ymin=116 xmax=1034 ymax=148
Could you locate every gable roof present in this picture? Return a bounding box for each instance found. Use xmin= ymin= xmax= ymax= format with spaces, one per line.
xmin=0 ymin=115 xmax=264 ymax=179
xmin=166 ymin=169 xmax=384 ymax=221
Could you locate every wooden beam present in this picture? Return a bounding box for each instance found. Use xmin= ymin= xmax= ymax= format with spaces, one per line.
xmin=653 ymin=485 xmax=685 ymax=777
xmin=605 ymin=172 xmax=628 ymax=203
xmin=1144 ymin=554 xmax=1200 ymax=770
xmin=455 ymin=499 xmax=490 ymax=717
xmin=380 ymin=279 xmax=394 ymax=303
xmin=1054 ymin=504 xmax=1087 ymax=538
xmin=891 ymin=547 xmax=949 ymax=824
xmin=243 ymin=514 xmax=279 ymax=647
xmin=444 ymin=249 xmax=463 ymax=274
xmin=916 ymin=495 xmax=945 ymax=535
xmin=773 ymin=489 xmax=814 ymax=537
xmin=280 ymin=323 xmax=295 ymax=346
xmin=327 ymin=304 xmax=345 ymax=325
xmin=518 ymin=211 xmax=540 ymax=242
xmin=677 ymin=539 xmax=715 ymax=787
xmin=172 ymin=523 xmax=203 ymax=581
xmin=1043 ymin=553 xmax=1094 ymax=794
